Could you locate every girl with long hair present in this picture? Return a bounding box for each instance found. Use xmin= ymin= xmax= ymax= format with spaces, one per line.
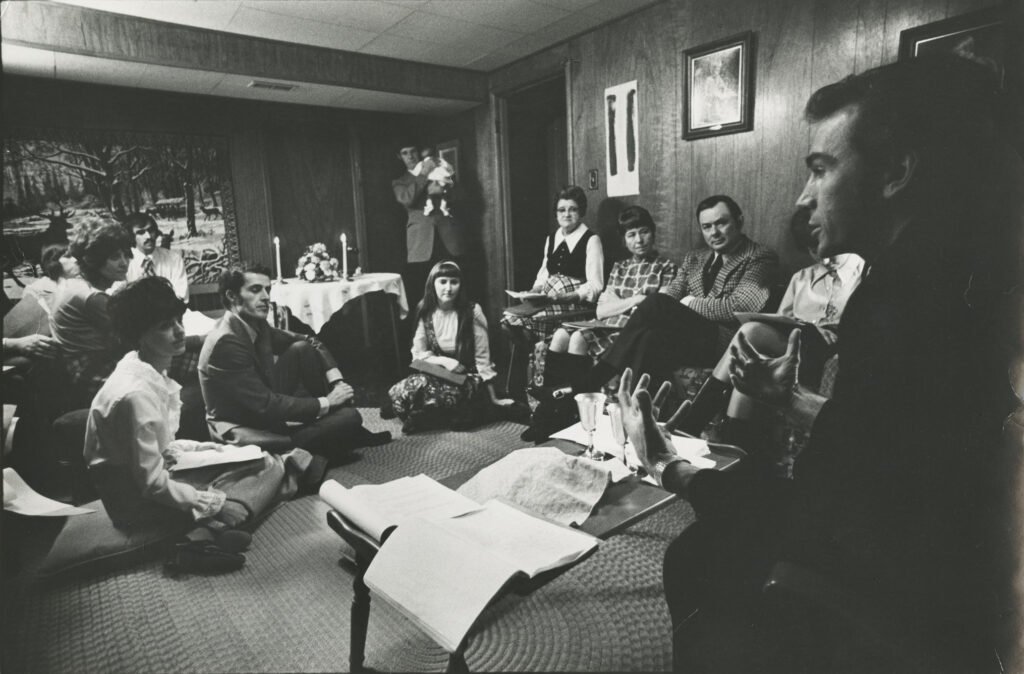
xmin=386 ymin=260 xmax=513 ymax=433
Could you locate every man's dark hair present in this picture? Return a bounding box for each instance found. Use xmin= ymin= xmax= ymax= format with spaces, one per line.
xmin=121 ymin=212 xmax=159 ymax=236
xmin=219 ymin=262 xmax=273 ymax=309
xmin=617 ymin=205 xmax=656 ymax=236
xmin=805 ymin=53 xmax=1006 ymax=199
xmin=395 ymin=138 xmax=418 ymax=154
xmin=108 ymin=276 xmax=186 ymax=348
xmin=696 ymin=195 xmax=742 ymax=223
xmin=807 ymin=53 xmax=1016 ymax=303
xmin=552 ymin=185 xmax=588 ymax=218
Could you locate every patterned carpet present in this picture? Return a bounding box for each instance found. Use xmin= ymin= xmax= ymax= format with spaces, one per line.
xmin=1 ymin=410 xmax=695 ymax=673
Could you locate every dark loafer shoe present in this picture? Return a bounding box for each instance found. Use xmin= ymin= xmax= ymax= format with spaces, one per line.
xmin=215 ymin=529 xmax=252 ymax=553
xmin=299 ymin=455 xmax=330 ymax=496
xmin=165 ymin=541 xmax=246 ymax=576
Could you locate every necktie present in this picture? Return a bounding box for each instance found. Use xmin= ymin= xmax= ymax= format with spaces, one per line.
xmin=142 ymin=256 xmax=156 ymax=277
xmin=701 ymin=254 xmax=722 ymax=295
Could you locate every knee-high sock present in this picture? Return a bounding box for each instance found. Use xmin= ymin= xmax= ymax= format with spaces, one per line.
xmin=675 ymin=376 xmax=732 ymax=435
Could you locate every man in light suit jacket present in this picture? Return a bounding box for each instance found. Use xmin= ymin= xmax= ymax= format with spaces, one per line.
xmin=198 ymin=263 xmax=390 ymax=460
xmin=596 ymin=195 xmax=778 ymax=391
xmin=392 ymin=141 xmax=467 ymax=311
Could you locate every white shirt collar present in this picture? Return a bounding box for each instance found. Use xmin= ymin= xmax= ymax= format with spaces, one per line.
xmin=554 ymin=224 xmax=588 ymax=250
xmin=813 ymin=253 xmax=865 ymax=285
xmin=120 ymin=350 xmax=181 ymax=397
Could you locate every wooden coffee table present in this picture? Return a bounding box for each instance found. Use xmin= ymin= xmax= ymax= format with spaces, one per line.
xmin=326 ymin=438 xmax=745 ymax=672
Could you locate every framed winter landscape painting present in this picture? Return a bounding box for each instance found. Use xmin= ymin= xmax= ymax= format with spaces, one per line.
xmin=2 ymin=127 xmax=240 ymax=291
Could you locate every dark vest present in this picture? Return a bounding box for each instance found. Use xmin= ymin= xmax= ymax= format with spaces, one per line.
xmin=546 ymin=228 xmax=594 ymax=279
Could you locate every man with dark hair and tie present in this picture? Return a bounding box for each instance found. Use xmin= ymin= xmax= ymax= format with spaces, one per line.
xmin=122 ymin=212 xmax=189 ymax=301
xmin=199 ymin=263 xmax=391 ymax=462
xmin=591 ymin=194 xmax=777 ymax=392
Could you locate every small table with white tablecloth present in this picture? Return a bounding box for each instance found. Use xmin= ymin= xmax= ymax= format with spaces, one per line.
xmin=269 ymin=273 xmax=409 ymax=370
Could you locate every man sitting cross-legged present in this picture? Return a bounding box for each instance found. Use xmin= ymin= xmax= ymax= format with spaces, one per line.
xmin=198 ymin=263 xmax=390 ymax=461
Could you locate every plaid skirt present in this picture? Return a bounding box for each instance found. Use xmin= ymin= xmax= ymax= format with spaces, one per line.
xmin=500 ymin=275 xmax=585 ymax=341
xmin=388 ymin=372 xmax=484 ymax=424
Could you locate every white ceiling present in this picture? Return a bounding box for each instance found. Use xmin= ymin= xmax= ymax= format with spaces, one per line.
xmin=1 ymin=0 xmax=659 ymax=113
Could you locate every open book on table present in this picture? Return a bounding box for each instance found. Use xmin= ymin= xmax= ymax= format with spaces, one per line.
xmin=320 ymin=475 xmax=599 ymax=652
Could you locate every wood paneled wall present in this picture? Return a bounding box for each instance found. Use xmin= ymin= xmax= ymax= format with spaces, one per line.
xmin=484 ymin=0 xmax=1009 ymax=280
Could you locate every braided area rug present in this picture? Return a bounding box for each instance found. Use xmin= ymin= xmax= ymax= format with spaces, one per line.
xmin=2 ymin=410 xmax=694 ymax=672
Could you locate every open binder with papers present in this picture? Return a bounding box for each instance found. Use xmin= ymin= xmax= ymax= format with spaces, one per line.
xmin=319 ymin=474 xmax=599 ymax=652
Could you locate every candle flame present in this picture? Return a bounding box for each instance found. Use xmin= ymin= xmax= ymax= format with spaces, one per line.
xmin=273 ymin=236 xmax=280 ymax=244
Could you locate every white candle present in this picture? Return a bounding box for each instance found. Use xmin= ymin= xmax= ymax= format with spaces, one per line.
xmin=340 ymin=233 xmax=349 ymax=279
xmin=273 ymin=236 xmax=282 ymax=282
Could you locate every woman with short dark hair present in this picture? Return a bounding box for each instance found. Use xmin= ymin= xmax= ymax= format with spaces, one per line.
xmin=86 ymin=276 xmax=327 ymax=574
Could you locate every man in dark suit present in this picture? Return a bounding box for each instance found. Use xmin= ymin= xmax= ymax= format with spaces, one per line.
xmin=198 ymin=263 xmax=390 ymax=460
xmin=620 ymin=55 xmax=1017 ymax=672
xmin=392 ymin=141 xmax=467 ymax=312
xmin=594 ymin=195 xmax=778 ymax=391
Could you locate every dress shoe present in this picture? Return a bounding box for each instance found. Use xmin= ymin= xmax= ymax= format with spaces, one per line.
xmin=379 ymin=401 xmax=397 ymax=420
xmin=215 ymin=529 xmax=252 ymax=553
xmin=298 ymin=455 xmax=329 ymax=496
xmin=165 ymin=541 xmax=245 ymax=576
xmin=357 ymin=430 xmax=392 ymax=447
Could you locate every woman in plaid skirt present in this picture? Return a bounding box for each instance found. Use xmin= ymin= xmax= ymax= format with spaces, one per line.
xmin=501 ymin=186 xmax=604 ymax=399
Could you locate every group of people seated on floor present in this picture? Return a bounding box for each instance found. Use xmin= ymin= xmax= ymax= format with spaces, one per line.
xmin=4 ymin=214 xmax=392 ymax=573
xmin=2 ymin=52 xmax=1019 ymax=671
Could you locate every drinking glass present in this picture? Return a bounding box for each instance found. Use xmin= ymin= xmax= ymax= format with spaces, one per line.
xmin=574 ymin=392 xmax=606 ymax=460
xmin=606 ymin=402 xmax=635 ymax=475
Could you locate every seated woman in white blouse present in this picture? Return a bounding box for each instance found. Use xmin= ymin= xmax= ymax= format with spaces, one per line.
xmin=85 ymin=276 xmax=327 ymax=574
xmin=386 ymin=261 xmax=514 ymax=433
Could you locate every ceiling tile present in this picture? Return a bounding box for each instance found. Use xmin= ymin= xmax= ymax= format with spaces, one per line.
xmin=50 ymin=0 xmax=242 ymax=31
xmin=239 ymin=0 xmax=413 ymax=33
xmin=420 ymin=1 xmax=569 ymax=33
xmin=528 ymin=0 xmax=600 ymax=11
xmin=386 ymin=9 xmax=521 ymax=48
xmin=584 ymin=0 xmax=660 ymax=21
xmin=358 ymin=33 xmax=484 ymax=68
xmin=227 ymin=5 xmax=378 ymax=51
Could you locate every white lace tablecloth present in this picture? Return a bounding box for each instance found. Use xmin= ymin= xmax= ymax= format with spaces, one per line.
xmin=269 ymin=273 xmax=408 ymax=333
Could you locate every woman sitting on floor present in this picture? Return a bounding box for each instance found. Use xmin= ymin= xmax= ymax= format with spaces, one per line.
xmin=500 ymin=185 xmax=605 ymax=399
xmin=386 ymin=261 xmax=514 ymax=433
xmin=85 ymin=276 xmax=328 ymax=574
xmin=50 ymin=217 xmax=133 ymax=406
xmin=544 ymin=205 xmax=677 ymax=392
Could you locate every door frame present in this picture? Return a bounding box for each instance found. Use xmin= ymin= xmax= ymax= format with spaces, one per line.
xmin=490 ymin=61 xmax=575 ymax=294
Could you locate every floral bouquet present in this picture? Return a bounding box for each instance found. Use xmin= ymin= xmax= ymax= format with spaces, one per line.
xmin=295 ymin=243 xmax=341 ymax=282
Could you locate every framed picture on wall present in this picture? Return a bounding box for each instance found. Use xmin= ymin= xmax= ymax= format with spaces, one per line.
xmin=682 ymin=31 xmax=755 ymax=140
xmin=898 ymin=7 xmax=1009 ymax=85
xmin=436 ymin=140 xmax=460 ymax=179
